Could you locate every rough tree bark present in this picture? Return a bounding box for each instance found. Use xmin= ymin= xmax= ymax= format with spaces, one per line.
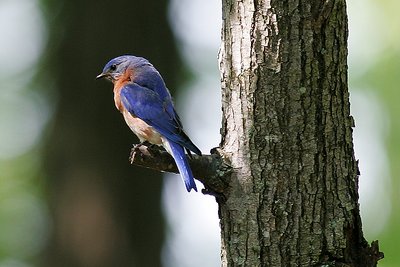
xmin=129 ymin=0 xmax=385 ymax=266
xmin=217 ymin=0 xmax=383 ymax=266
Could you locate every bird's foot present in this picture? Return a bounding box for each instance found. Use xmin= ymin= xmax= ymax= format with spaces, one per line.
xmin=130 ymin=141 xmax=152 ymax=164
xmin=132 ymin=141 xmax=152 ymax=150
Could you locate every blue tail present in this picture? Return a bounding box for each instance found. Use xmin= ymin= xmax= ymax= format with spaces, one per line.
xmin=167 ymin=141 xmax=197 ymax=192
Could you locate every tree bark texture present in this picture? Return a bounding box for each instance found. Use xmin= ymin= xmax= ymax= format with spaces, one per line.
xmin=218 ymin=0 xmax=382 ymax=266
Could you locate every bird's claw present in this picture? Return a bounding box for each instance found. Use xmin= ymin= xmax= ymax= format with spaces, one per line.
xmin=132 ymin=141 xmax=151 ymax=150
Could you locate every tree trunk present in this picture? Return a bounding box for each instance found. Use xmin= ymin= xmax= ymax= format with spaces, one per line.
xmin=218 ymin=0 xmax=382 ymax=266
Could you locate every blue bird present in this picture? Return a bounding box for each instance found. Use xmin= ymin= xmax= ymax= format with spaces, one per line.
xmin=96 ymin=55 xmax=201 ymax=192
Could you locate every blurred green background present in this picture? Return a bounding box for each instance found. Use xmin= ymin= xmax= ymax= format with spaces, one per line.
xmin=0 ymin=0 xmax=398 ymax=266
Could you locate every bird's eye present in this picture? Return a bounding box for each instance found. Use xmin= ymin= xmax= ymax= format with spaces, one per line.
xmin=110 ymin=64 xmax=117 ymax=71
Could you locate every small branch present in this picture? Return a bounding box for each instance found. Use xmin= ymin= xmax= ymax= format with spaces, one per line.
xmin=129 ymin=144 xmax=231 ymax=193
xmin=368 ymin=240 xmax=384 ymax=263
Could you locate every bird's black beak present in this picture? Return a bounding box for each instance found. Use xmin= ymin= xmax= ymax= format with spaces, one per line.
xmin=96 ymin=73 xmax=106 ymax=80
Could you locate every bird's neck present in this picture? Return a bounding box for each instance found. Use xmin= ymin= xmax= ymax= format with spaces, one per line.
xmin=113 ymin=69 xmax=133 ymax=111
xmin=114 ymin=70 xmax=132 ymax=90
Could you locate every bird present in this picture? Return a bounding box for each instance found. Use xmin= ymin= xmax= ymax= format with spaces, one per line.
xmin=96 ymin=55 xmax=201 ymax=192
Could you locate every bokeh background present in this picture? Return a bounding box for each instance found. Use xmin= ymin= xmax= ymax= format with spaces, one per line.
xmin=0 ymin=0 xmax=398 ymax=266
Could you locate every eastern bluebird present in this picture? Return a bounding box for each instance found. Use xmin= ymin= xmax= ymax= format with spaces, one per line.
xmin=96 ymin=55 xmax=201 ymax=192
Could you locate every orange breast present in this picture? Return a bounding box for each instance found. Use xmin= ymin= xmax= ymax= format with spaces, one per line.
xmin=113 ymin=69 xmax=133 ymax=111
xmin=113 ymin=89 xmax=124 ymax=111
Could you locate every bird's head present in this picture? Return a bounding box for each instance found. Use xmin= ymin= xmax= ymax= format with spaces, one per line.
xmin=96 ymin=55 xmax=150 ymax=82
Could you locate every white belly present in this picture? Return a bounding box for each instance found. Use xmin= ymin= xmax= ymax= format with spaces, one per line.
xmin=122 ymin=110 xmax=163 ymax=145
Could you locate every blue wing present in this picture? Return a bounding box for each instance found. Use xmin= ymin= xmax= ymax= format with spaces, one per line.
xmin=120 ymin=83 xmax=200 ymax=192
xmin=120 ymin=83 xmax=201 ymax=155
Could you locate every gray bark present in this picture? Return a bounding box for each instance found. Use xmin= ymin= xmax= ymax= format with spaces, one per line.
xmin=218 ymin=0 xmax=383 ymax=266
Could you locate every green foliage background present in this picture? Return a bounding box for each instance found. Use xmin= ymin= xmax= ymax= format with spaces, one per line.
xmin=348 ymin=1 xmax=400 ymax=266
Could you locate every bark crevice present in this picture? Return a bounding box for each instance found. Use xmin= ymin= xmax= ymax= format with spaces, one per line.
xmin=218 ymin=0 xmax=383 ymax=266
